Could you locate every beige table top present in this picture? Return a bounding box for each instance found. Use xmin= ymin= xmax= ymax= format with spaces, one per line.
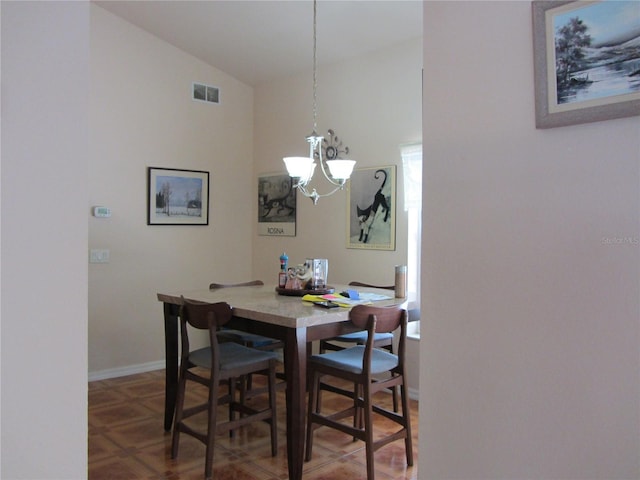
xmin=157 ymin=283 xmax=407 ymax=329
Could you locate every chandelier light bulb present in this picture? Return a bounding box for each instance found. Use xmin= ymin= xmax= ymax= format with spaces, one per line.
xmin=326 ymin=160 xmax=356 ymax=180
xmin=283 ymin=157 xmax=315 ymax=183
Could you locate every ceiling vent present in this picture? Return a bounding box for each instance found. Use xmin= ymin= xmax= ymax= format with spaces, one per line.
xmin=192 ymin=82 xmax=219 ymax=104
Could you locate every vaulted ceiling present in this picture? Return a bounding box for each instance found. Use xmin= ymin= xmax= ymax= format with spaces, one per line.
xmin=93 ymin=1 xmax=423 ymax=86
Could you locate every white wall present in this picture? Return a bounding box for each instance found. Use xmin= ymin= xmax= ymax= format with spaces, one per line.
xmin=89 ymin=6 xmax=254 ymax=375
xmin=421 ymin=2 xmax=640 ymax=478
xmin=1 ymin=2 xmax=89 ymax=478
xmin=252 ymin=38 xmax=422 ymax=286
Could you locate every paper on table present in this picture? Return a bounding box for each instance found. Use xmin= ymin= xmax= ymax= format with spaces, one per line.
xmin=356 ymin=292 xmax=394 ymax=302
xmin=301 ymin=292 xmax=393 ymax=307
xmin=301 ymin=293 xmax=365 ymax=307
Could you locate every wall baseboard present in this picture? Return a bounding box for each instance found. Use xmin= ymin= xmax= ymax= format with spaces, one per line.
xmin=88 ymin=360 xmax=165 ymax=382
xmin=408 ymin=387 xmax=419 ymax=401
xmin=89 ymin=360 xmax=420 ymax=403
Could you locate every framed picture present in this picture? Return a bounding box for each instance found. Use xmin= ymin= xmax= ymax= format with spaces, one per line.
xmin=347 ymin=165 xmax=396 ymax=250
xmin=532 ymin=1 xmax=640 ymax=129
xmin=258 ymin=173 xmax=296 ymax=236
xmin=147 ymin=167 xmax=209 ymax=225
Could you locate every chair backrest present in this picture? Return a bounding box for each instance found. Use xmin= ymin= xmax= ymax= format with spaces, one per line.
xmin=350 ymin=305 xmax=408 ymax=374
xmin=350 ymin=304 xmax=405 ymax=334
xmin=178 ymin=297 xmax=233 ymax=366
xmin=209 ymin=280 xmax=264 ymax=290
xmin=348 ymin=281 xmax=394 ymax=290
xmin=179 ymin=297 xmax=232 ymax=331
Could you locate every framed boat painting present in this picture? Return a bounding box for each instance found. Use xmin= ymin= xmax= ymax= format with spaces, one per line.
xmin=147 ymin=167 xmax=209 ymax=225
xmin=532 ymin=0 xmax=640 ymax=128
xmin=346 ymin=165 xmax=396 ymax=250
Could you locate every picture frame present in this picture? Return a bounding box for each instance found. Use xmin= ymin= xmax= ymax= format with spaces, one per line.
xmin=258 ymin=173 xmax=296 ymax=236
xmin=147 ymin=167 xmax=209 ymax=225
xmin=347 ymin=165 xmax=396 ymax=250
xmin=532 ymin=0 xmax=640 ymax=129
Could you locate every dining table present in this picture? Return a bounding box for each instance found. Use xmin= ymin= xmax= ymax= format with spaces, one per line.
xmin=157 ymin=283 xmax=408 ymax=480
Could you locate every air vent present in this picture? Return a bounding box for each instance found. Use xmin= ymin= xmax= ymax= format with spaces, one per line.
xmin=192 ymin=82 xmax=220 ymax=104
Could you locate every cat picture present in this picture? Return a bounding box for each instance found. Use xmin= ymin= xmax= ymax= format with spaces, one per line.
xmin=355 ymin=169 xmax=391 ymax=244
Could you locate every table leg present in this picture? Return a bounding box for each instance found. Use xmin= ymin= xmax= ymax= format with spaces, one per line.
xmin=283 ymin=327 xmax=307 ymax=480
xmin=163 ymin=302 xmax=179 ymax=431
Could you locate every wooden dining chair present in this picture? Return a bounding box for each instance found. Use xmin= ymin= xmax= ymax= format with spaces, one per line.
xmin=210 ymin=280 xmax=285 ymax=392
xmin=320 ymin=282 xmax=395 ymax=353
xmin=209 ymin=280 xmax=284 ymax=351
xmin=305 ymin=304 xmax=413 ymax=480
xmin=172 ymin=297 xmax=278 ymax=480
xmin=319 ymin=281 xmax=397 ymax=410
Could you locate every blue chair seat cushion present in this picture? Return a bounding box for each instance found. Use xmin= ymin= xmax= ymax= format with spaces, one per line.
xmin=328 ymin=331 xmax=393 ymax=344
xmin=218 ymin=328 xmax=280 ymax=348
xmin=189 ymin=342 xmax=277 ymax=372
xmin=309 ymin=346 xmax=398 ymax=375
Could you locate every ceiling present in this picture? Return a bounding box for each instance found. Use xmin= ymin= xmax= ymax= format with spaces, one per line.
xmin=93 ymin=0 xmax=423 ymax=87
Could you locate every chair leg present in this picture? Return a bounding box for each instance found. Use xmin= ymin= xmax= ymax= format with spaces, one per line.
xmin=363 ymin=381 xmax=375 ymax=480
xmin=401 ymin=382 xmax=414 ymax=467
xmin=228 ymin=377 xmax=236 ymax=438
xmin=268 ymin=363 xmax=278 ymax=456
xmin=305 ymin=370 xmax=319 ymax=462
xmin=353 ymin=382 xmax=362 ymax=442
xmin=239 ymin=375 xmax=247 ymax=407
xmin=383 ymin=344 xmax=399 ymax=412
xmin=392 ymin=384 xmax=399 ymax=412
xmin=315 ymin=374 xmax=325 ymax=414
xmin=171 ymin=369 xmax=187 ymax=459
xmin=204 ymin=379 xmax=220 ymax=480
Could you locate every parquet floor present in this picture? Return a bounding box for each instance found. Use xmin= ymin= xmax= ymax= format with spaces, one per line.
xmin=89 ymin=368 xmax=418 ymax=480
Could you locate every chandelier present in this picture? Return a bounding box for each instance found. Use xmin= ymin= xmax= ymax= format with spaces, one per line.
xmin=283 ymin=0 xmax=356 ymax=205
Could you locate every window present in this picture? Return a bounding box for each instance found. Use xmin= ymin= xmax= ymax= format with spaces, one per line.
xmin=401 ymin=144 xmax=422 ymax=337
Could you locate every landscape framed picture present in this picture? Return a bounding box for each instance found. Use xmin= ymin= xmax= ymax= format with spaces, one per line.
xmin=147 ymin=167 xmax=209 ymax=225
xmin=347 ymin=165 xmax=396 ymax=250
xmin=532 ymin=0 xmax=640 ymax=128
xmin=258 ymin=173 xmax=296 ymax=236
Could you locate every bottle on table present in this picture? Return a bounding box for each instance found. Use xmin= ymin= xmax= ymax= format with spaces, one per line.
xmin=278 ymin=252 xmax=288 ymax=288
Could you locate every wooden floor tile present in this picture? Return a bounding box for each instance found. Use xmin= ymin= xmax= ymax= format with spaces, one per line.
xmin=88 ymin=369 xmax=418 ymax=479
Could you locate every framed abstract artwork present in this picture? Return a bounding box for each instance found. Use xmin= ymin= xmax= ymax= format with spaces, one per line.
xmin=347 ymin=165 xmax=396 ymax=250
xmin=532 ymin=0 xmax=640 ymax=128
xmin=258 ymin=173 xmax=296 ymax=236
xmin=147 ymin=167 xmax=209 ymax=225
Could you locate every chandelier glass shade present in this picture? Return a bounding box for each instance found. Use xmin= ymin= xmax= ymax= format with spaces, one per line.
xmin=283 ymin=0 xmax=356 ymax=205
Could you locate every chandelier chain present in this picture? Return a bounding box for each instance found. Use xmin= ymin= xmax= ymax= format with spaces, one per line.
xmin=282 ymin=0 xmax=355 ymax=204
xmin=312 ymin=0 xmax=318 ymax=135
